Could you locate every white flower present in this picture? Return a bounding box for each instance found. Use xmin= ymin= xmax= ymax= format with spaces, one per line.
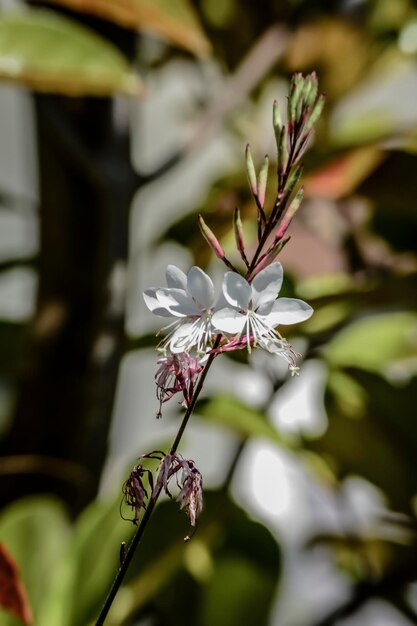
xmin=211 ymin=262 xmax=313 ymax=354
xmin=143 ymin=265 xmax=217 ymax=354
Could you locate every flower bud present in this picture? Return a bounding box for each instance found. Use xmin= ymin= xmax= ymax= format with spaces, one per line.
xmin=198 ymin=215 xmax=225 ymax=260
xmin=245 ymin=144 xmax=258 ymax=198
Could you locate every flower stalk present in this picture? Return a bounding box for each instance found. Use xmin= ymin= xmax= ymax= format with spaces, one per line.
xmin=95 ymin=72 xmax=324 ymax=625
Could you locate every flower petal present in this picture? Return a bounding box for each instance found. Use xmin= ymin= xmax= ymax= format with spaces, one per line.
xmin=166 ymin=265 xmax=187 ymax=290
xmin=159 ymin=288 xmax=200 ymax=317
xmin=143 ymin=289 xmax=175 ymax=317
xmin=261 ymin=297 xmax=313 ymax=326
xmin=222 ymin=272 xmax=251 ymax=309
xmin=212 ymin=308 xmax=247 ymax=334
xmin=187 ymin=266 xmax=214 ymax=309
xmin=251 ymin=262 xmax=283 ymax=309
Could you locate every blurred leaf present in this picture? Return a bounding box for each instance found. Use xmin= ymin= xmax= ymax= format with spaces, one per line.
xmin=304 ymin=148 xmax=384 ymax=199
xmin=312 ymin=369 xmax=417 ymax=512
xmin=303 ymin=301 xmax=354 ymax=334
xmin=0 ymin=609 xmax=26 ymax=626
xmin=326 ymin=370 xmax=368 ymax=419
xmin=196 ymin=395 xmax=289 ymax=446
xmin=200 ymin=555 xmax=275 ymax=626
xmin=200 ymin=497 xmax=280 ymax=626
xmin=298 ymin=273 xmax=357 ymax=299
xmin=0 ymin=544 xmax=33 ymax=626
xmin=43 ymin=0 xmax=211 ymax=57
xmin=325 ymin=312 xmax=417 ymax=377
xmin=329 ymin=50 xmax=417 ymax=147
xmin=0 ymin=10 xmax=142 ymax=96
xmin=69 ymin=494 xmax=135 ymax=626
xmin=359 ymin=152 xmax=417 ymax=254
xmin=286 ymin=18 xmax=370 ymax=97
xmin=0 ymin=497 xmax=71 ymax=622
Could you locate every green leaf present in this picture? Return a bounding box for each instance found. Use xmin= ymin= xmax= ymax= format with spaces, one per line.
xmin=0 ymin=497 xmax=71 ymax=622
xmin=0 ymin=608 xmax=26 ymax=626
xmin=325 ymin=312 xmax=417 ymax=378
xmin=196 ymin=395 xmax=289 ymax=446
xmin=43 ymin=0 xmax=211 ymax=57
xmin=313 ymin=369 xmax=417 ymax=513
xmin=0 ymin=9 xmax=142 ymax=96
xmin=201 ymin=556 xmax=275 ymax=626
xmin=69 ymin=494 xmax=135 ymax=626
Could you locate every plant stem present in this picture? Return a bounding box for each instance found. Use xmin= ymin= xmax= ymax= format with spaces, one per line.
xmin=95 ymin=337 xmax=220 ymax=625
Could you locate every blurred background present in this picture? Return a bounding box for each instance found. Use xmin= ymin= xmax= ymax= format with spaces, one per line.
xmin=1 ymin=0 xmax=417 ymax=624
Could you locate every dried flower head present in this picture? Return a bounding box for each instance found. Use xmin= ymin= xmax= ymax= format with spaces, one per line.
xmin=154 ymin=453 xmax=203 ymax=527
xmin=122 ymin=464 xmax=152 ymax=524
xmin=155 ymin=353 xmax=203 ymax=418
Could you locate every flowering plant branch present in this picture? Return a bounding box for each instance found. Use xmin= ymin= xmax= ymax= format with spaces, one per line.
xmin=95 ymin=72 xmax=324 ymax=625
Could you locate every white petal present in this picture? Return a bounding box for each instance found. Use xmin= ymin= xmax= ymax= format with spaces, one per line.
xmin=223 ymin=272 xmax=251 ymax=309
xmin=212 ymin=308 xmax=247 ymax=334
xmin=261 ymin=297 xmax=313 ymax=326
xmin=187 ymin=266 xmax=214 ymax=309
xmin=166 ymin=265 xmax=187 ymax=290
xmin=251 ymin=262 xmax=283 ymax=309
xmin=143 ymin=289 xmax=174 ymax=317
xmin=159 ymin=288 xmax=200 ymax=317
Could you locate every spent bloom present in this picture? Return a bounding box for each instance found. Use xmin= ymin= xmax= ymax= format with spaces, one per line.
xmin=155 ymin=353 xmax=203 ymax=418
xmin=143 ymin=264 xmax=218 ymax=355
xmin=122 ymin=464 xmax=152 ymax=524
xmin=212 ymin=262 xmax=312 ymax=363
xmin=154 ymin=453 xmax=203 ymax=527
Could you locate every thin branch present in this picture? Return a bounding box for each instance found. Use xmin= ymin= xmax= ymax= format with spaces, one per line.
xmin=95 ymin=338 xmax=221 ymax=626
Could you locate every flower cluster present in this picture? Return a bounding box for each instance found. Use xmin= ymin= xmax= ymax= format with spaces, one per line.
xmin=144 ymin=261 xmax=312 ymax=374
xmin=122 ymin=73 xmax=324 ymax=536
xmin=143 ymin=72 xmax=323 ymax=414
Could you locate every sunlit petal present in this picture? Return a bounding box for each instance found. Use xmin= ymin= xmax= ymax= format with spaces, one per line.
xmin=166 ymin=265 xmax=187 ymax=290
xmin=159 ymin=288 xmax=200 ymax=317
xmin=262 ymin=297 xmax=313 ymax=325
xmin=187 ymin=266 xmax=215 ymax=309
xmin=223 ymin=272 xmax=251 ymax=309
xmin=212 ymin=308 xmax=247 ymax=333
xmin=251 ymin=262 xmax=283 ymax=309
xmin=143 ymin=289 xmax=174 ymax=317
